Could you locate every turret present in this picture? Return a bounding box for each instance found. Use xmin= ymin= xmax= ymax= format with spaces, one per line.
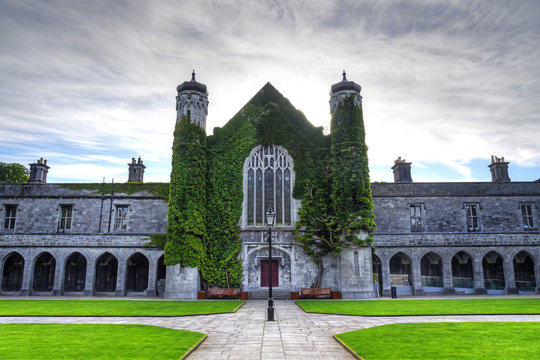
xmin=176 ymin=70 xmax=208 ymax=129
xmin=28 ymin=158 xmax=49 ymax=184
xmin=127 ymin=157 xmax=146 ymax=183
xmin=489 ymin=155 xmax=510 ymax=182
xmin=330 ymin=70 xmax=362 ymax=114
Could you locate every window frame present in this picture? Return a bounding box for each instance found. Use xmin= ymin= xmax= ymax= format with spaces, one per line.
xmin=520 ymin=203 xmax=535 ymax=229
xmin=3 ymin=204 xmax=18 ymax=230
xmin=464 ymin=203 xmax=480 ymax=232
xmin=409 ymin=204 xmax=424 ymax=232
xmin=114 ymin=204 xmax=130 ymax=231
xmin=58 ymin=204 xmax=74 ymax=232
xmin=242 ymin=145 xmax=296 ymax=229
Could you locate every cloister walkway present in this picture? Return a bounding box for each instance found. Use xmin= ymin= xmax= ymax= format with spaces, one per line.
xmin=1 ymin=298 xmax=540 ymax=359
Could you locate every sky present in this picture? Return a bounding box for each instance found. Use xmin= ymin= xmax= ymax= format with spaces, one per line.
xmin=1 ymin=0 xmax=539 ymax=183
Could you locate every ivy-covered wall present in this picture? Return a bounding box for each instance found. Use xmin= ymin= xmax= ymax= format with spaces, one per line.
xmin=165 ymin=83 xmax=375 ymax=289
xmin=201 ymin=83 xmax=328 ymax=288
xmin=165 ymin=115 xmax=207 ymax=268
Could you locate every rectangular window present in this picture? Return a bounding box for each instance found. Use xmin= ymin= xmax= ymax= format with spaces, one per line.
xmin=3 ymin=205 xmax=17 ymax=230
xmin=521 ymin=204 xmax=534 ymax=228
xmin=410 ymin=204 xmax=423 ymax=232
xmin=59 ymin=205 xmax=73 ymax=232
xmin=465 ymin=204 xmax=479 ymax=231
xmin=114 ymin=205 xmax=129 ymax=230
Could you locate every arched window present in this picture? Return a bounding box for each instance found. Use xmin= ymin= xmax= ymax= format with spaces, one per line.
xmin=243 ymin=145 xmax=295 ymax=227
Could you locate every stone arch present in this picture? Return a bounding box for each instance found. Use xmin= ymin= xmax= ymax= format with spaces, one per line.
xmin=2 ymin=252 xmax=24 ymax=292
xmin=126 ymin=252 xmax=149 ymax=292
xmin=420 ymin=252 xmax=443 ymax=290
xmin=95 ymin=252 xmax=118 ymax=292
xmin=389 ymin=252 xmax=412 ymax=292
xmin=246 ymin=246 xmax=291 ymax=292
xmin=242 ymin=145 xmax=296 ymax=228
xmin=452 ymin=251 xmax=474 ymax=289
xmin=32 ymin=252 xmax=56 ymax=292
xmin=513 ymin=251 xmax=536 ymax=293
xmin=64 ymin=252 xmax=87 ymax=292
xmin=372 ymin=253 xmax=382 ymax=295
xmin=482 ymin=251 xmax=505 ymax=291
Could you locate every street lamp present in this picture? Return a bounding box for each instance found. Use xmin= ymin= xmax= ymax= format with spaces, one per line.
xmin=266 ymin=205 xmax=275 ymax=321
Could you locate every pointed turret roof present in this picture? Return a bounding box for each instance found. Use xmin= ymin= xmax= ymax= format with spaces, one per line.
xmin=330 ymin=70 xmax=361 ymax=94
xmin=176 ymin=70 xmax=208 ymax=94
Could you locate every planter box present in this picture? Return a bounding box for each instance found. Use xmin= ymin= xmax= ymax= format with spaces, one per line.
xmin=291 ymin=291 xmax=300 ymax=300
xmin=197 ymin=291 xmax=207 ymax=300
xmin=240 ymin=292 xmax=248 ymax=300
xmin=331 ymin=291 xmax=341 ymax=299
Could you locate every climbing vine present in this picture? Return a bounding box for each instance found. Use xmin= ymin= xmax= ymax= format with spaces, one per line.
xmin=161 ymin=84 xmax=375 ymax=289
xmin=165 ymin=115 xmax=207 ymax=268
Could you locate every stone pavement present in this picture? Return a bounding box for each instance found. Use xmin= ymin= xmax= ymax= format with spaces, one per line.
xmin=1 ymin=299 xmax=540 ymax=359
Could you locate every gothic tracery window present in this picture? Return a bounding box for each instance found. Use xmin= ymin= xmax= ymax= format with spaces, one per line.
xmin=244 ymin=145 xmax=294 ymax=227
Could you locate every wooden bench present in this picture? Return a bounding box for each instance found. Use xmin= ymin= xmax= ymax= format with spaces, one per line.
xmin=207 ymin=288 xmax=239 ymax=299
xmin=300 ymin=288 xmax=332 ymax=299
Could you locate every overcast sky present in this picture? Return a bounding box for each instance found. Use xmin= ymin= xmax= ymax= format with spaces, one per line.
xmin=1 ymin=0 xmax=539 ymax=183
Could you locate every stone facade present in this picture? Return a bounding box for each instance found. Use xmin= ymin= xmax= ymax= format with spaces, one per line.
xmin=2 ymin=73 xmax=539 ymax=299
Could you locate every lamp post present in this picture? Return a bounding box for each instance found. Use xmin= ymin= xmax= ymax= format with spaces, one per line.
xmin=266 ymin=205 xmax=275 ymax=321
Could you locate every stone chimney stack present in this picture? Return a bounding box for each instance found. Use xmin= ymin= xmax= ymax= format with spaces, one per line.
xmin=488 ymin=155 xmax=510 ymax=182
xmin=28 ymin=158 xmax=50 ymax=184
xmin=392 ymin=157 xmax=412 ymax=183
xmin=128 ymin=157 xmax=146 ymax=183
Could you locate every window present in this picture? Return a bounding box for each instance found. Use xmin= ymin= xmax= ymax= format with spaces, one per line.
xmin=114 ymin=205 xmax=129 ymax=230
xmin=521 ymin=204 xmax=534 ymax=228
xmin=3 ymin=205 xmax=17 ymax=230
xmin=244 ymin=145 xmax=294 ymax=227
xmin=59 ymin=205 xmax=73 ymax=232
xmin=410 ymin=204 xmax=423 ymax=232
xmin=465 ymin=204 xmax=479 ymax=231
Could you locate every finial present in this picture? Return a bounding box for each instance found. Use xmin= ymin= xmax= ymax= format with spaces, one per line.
xmin=342 ymin=70 xmax=347 ymax=81
xmin=191 ymin=70 xmax=196 ymax=81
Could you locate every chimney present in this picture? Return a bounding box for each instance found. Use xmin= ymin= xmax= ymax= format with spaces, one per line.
xmin=28 ymin=158 xmax=50 ymax=184
xmin=392 ymin=157 xmax=412 ymax=183
xmin=127 ymin=157 xmax=146 ymax=183
xmin=488 ymin=155 xmax=510 ymax=182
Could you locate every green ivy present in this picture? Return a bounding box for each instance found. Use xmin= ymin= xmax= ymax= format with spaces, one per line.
xmin=329 ymin=95 xmax=376 ymax=244
xmin=165 ymin=115 xmax=207 ymax=268
xmin=162 ymin=84 xmax=375 ymax=289
xmin=295 ymin=95 xmax=376 ymax=287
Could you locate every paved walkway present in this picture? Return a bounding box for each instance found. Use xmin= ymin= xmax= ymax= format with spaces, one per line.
xmin=1 ymin=300 xmax=540 ymax=359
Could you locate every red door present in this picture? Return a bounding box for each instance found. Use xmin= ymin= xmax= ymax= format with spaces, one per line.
xmin=261 ymin=260 xmax=279 ymax=287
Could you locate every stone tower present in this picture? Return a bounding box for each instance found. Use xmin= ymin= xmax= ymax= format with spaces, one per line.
xmin=28 ymin=158 xmax=49 ymax=184
xmin=176 ymin=70 xmax=208 ymax=129
xmin=127 ymin=157 xmax=146 ymax=183
xmin=489 ymin=155 xmax=511 ymax=182
xmin=329 ymin=71 xmax=375 ymax=299
xmin=330 ymin=70 xmax=362 ymax=114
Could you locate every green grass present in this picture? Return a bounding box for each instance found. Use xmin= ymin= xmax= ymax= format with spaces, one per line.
xmin=0 ymin=300 xmax=243 ymax=316
xmin=336 ymin=322 xmax=540 ymax=360
xmin=297 ymin=298 xmax=540 ymax=316
xmin=0 ymin=324 xmax=204 ymax=360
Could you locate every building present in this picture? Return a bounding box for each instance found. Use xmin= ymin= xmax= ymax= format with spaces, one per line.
xmin=1 ymin=73 xmax=539 ymax=297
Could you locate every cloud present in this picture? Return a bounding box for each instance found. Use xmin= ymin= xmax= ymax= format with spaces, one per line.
xmin=0 ymin=0 xmax=539 ymax=183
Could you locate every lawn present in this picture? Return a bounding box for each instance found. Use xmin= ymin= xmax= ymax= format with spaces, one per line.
xmin=297 ymin=298 xmax=540 ymax=316
xmin=0 ymin=324 xmax=205 ymax=360
xmin=336 ymin=322 xmax=540 ymax=360
xmin=0 ymin=300 xmax=243 ymax=316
